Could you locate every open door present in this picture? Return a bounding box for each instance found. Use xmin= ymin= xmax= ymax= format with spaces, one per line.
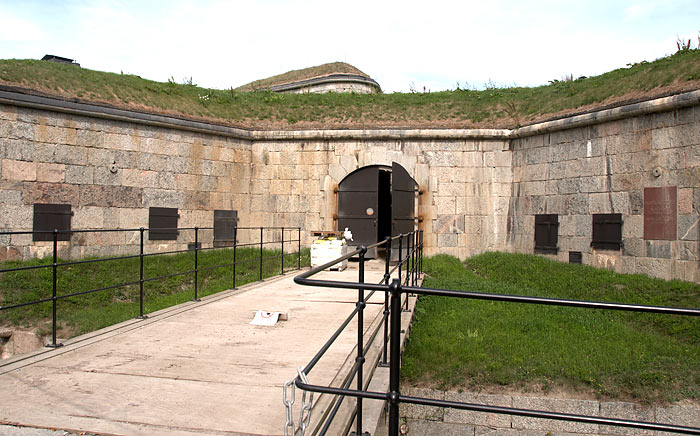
xmin=337 ymin=165 xmax=387 ymax=258
xmin=391 ymin=162 xmax=418 ymax=260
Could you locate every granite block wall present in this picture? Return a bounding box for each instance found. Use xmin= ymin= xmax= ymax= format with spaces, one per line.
xmin=510 ymin=106 xmax=700 ymax=282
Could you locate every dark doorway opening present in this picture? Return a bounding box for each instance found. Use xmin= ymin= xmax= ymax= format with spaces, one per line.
xmin=377 ymin=169 xmax=392 ymax=242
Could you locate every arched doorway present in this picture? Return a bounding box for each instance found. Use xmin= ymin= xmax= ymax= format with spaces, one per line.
xmin=337 ymin=162 xmax=418 ymax=258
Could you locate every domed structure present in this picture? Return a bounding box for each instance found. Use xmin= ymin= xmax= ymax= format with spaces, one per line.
xmin=235 ymin=62 xmax=381 ymax=94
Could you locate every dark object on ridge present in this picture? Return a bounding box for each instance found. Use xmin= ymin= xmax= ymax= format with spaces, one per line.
xmin=41 ymin=55 xmax=80 ymax=67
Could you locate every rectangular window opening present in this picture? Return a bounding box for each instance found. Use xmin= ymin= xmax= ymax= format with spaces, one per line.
xmin=534 ymin=214 xmax=558 ymax=254
xmin=591 ymin=213 xmax=623 ymax=250
xmin=213 ymin=210 xmax=238 ymax=247
xmin=33 ymin=203 xmax=72 ymax=241
xmin=149 ymin=207 xmax=179 ymax=240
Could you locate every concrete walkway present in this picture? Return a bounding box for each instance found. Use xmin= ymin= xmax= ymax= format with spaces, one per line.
xmin=0 ymin=264 xmax=392 ymax=436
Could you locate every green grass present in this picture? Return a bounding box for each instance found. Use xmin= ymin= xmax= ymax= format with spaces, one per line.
xmin=2 ymin=50 xmax=700 ymax=129
xmin=401 ymin=253 xmax=700 ymax=403
xmin=0 ymin=247 xmax=310 ymax=338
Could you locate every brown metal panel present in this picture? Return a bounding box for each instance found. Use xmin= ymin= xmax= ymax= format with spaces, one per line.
xmin=644 ymin=186 xmax=677 ymax=240
xmin=33 ymin=203 xmax=72 ymax=241
xmin=337 ymin=166 xmax=382 ymax=249
xmin=591 ymin=213 xmax=622 ymax=250
xmin=149 ymin=207 xmax=179 ymax=240
xmin=534 ymin=214 xmax=558 ymax=253
xmin=214 ymin=210 xmax=238 ymax=242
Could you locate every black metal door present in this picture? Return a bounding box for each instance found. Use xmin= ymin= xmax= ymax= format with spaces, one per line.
xmin=391 ymin=162 xmax=418 ymax=260
xmin=337 ymin=166 xmax=385 ymax=256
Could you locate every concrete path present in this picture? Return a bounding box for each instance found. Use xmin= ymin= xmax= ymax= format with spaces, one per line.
xmin=0 ymin=264 xmax=391 ymax=436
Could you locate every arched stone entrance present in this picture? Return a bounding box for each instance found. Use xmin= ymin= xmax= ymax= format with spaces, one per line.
xmin=337 ymin=162 xmax=418 ymax=258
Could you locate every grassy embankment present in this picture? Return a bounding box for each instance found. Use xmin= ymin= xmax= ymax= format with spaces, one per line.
xmin=402 ymin=253 xmax=700 ymax=403
xmin=1 ymin=50 xmax=700 ymax=129
xmin=0 ymin=247 xmax=309 ymax=339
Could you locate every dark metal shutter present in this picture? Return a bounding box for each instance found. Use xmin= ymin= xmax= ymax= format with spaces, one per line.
xmin=591 ymin=213 xmax=623 ymax=250
xmin=534 ymin=214 xmax=558 ymax=253
xmin=33 ymin=204 xmax=72 ymax=241
xmin=391 ymin=162 xmax=418 ymax=260
xmin=214 ymin=210 xmax=237 ymax=242
xmin=149 ymin=207 xmax=179 ymax=240
xmin=337 ymin=166 xmax=381 ymax=250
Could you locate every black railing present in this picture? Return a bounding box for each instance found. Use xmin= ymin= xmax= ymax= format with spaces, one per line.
xmin=293 ymin=230 xmax=700 ymax=436
xmin=292 ymin=231 xmax=422 ymax=436
xmin=0 ymin=226 xmax=302 ymax=348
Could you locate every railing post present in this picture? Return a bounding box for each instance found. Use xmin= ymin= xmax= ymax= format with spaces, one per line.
xmin=232 ymin=226 xmax=237 ymax=289
xmin=281 ymin=227 xmax=285 ymax=275
xmin=412 ymin=231 xmax=417 ymax=286
xmin=355 ymin=246 xmax=368 ymax=436
xmin=403 ymin=233 xmax=411 ymax=312
xmin=398 ymin=234 xmax=402 ymax=286
xmin=194 ymin=227 xmax=200 ymax=301
xmin=138 ymin=227 xmax=146 ymax=319
xmin=297 ymin=227 xmax=301 ymax=271
xmin=380 ymin=236 xmax=391 ymax=367
xmin=419 ymin=230 xmax=423 ymax=277
xmin=259 ymin=227 xmax=264 ymax=281
xmin=46 ymin=229 xmax=61 ymax=348
xmin=388 ymin=279 xmax=402 ymax=436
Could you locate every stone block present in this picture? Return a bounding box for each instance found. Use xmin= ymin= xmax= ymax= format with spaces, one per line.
xmin=438 ymin=233 xmax=458 ymax=247
xmin=72 ymin=206 xmax=104 ymax=229
xmin=104 ymin=132 xmax=140 ymax=151
xmin=36 ymin=163 xmax=66 ymax=183
xmin=679 ymin=241 xmax=698 ymax=261
xmin=79 ymin=185 xmax=142 ymax=208
xmin=444 ymin=392 xmax=512 ymax=428
xmin=622 ymin=215 xmax=642 ymax=239
xmin=579 ymin=176 xmax=608 ymax=193
xmin=0 ymin=204 xmax=32 ymax=229
xmin=54 ymin=144 xmax=88 ymax=165
xmin=1 ymin=159 xmax=36 ymax=181
xmin=119 ymin=208 xmax=149 ymax=229
xmin=565 ymin=194 xmax=589 ymax=215
xmin=142 ymin=188 xmax=184 ymax=208
xmin=678 ymin=188 xmax=693 ymax=214
xmin=651 ymin=127 xmax=674 ymax=149
xmin=93 ymin=166 xmax=123 ymax=186
xmin=622 ymin=238 xmax=644 ymax=257
xmin=65 ymin=165 xmax=94 ymax=184
xmin=401 ymin=387 xmax=445 ymax=421
xmin=184 ymin=191 xmax=210 ymax=210
xmin=511 ymin=397 xmax=599 ymax=434
xmin=22 ymin=182 xmax=78 ymax=205
xmin=636 ymin=257 xmax=672 ymax=280
xmin=656 ymin=404 xmax=700 ymax=436
xmin=120 ymin=169 xmax=158 ymax=188
xmin=8 ymin=121 xmax=34 ymax=140
xmin=678 ymin=213 xmax=699 ymax=241
xmin=436 ymin=196 xmax=457 ymax=215
xmin=36 ymin=124 xmax=76 ymax=145
xmin=630 ymin=190 xmax=644 ymax=215
xmin=440 ymin=182 xmax=466 ymax=197
xmin=87 ymin=147 xmax=116 ymax=167
xmin=76 ymin=129 xmax=104 ymax=147
xmin=401 ymin=419 xmax=473 ymax=436
xmin=435 ymin=214 xmax=465 ymax=234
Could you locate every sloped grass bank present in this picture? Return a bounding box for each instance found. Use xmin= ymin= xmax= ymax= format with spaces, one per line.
xmin=402 ymin=253 xmax=700 ymax=403
xmin=2 ymin=49 xmax=700 ymax=129
xmin=0 ymin=247 xmax=309 ymax=339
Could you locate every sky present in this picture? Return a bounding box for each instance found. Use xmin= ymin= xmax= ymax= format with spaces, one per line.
xmin=1 ymin=0 xmax=700 ymax=93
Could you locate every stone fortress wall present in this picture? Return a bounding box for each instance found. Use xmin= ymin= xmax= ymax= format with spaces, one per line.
xmin=0 ymin=89 xmax=697 ymax=281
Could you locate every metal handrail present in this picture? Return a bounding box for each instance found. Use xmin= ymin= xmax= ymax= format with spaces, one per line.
xmin=292 ymin=231 xmax=700 ymax=436
xmin=0 ymin=225 xmax=303 ymax=348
